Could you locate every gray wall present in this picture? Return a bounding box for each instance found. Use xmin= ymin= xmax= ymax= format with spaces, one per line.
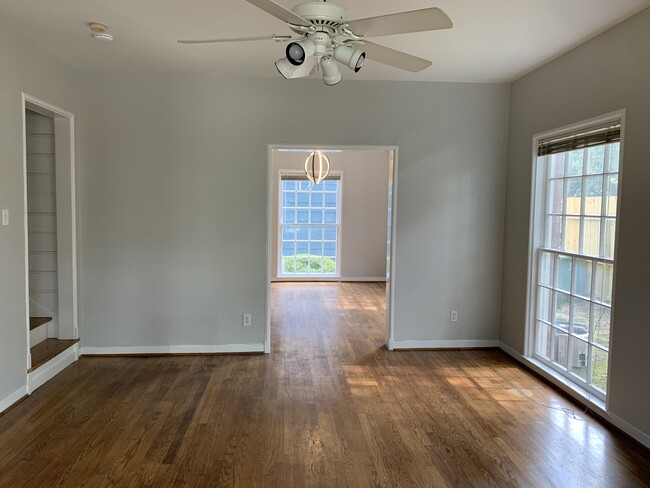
xmin=76 ymin=74 xmax=509 ymax=348
xmin=2 ymin=1 xmax=646 ymax=443
xmin=0 ymin=18 xmax=77 ymax=405
xmin=501 ymin=8 xmax=650 ymax=435
xmin=271 ymin=148 xmax=390 ymax=280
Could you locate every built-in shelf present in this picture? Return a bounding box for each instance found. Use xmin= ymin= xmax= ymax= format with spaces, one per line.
xmin=29 ymin=338 xmax=79 ymax=372
xmin=30 ymin=317 xmax=52 ymax=330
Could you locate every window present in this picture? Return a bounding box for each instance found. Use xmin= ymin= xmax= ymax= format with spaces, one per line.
xmin=279 ymin=174 xmax=341 ymax=276
xmin=530 ymin=120 xmax=621 ymax=400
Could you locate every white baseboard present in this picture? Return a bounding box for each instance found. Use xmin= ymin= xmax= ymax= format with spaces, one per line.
xmin=499 ymin=341 xmax=650 ymax=449
xmin=47 ymin=321 xmax=59 ymax=338
xmin=0 ymin=386 xmax=28 ymax=414
xmin=607 ymin=412 xmax=650 ymax=449
xmin=339 ymin=277 xmax=386 ymax=282
xmin=391 ymin=339 xmax=499 ymax=349
xmin=272 ymin=277 xmax=386 ymax=283
xmin=497 ymin=341 xmax=520 ymax=358
xmin=80 ymin=343 xmax=265 ymax=356
xmin=28 ymin=343 xmax=78 ymax=394
xmin=29 ymin=326 xmax=48 ymax=347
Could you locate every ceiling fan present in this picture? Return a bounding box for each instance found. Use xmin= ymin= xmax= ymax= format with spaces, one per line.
xmin=178 ymin=0 xmax=453 ymax=85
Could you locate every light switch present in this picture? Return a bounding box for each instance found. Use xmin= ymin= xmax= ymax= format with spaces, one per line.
xmin=1 ymin=209 xmax=8 ymax=226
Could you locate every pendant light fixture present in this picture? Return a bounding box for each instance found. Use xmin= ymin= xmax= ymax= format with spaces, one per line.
xmin=304 ymin=151 xmax=330 ymax=184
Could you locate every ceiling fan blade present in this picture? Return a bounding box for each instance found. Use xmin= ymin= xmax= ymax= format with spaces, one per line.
xmin=246 ymin=0 xmax=311 ymax=27
xmin=361 ymin=41 xmax=432 ymax=72
xmin=178 ymin=35 xmax=292 ymax=44
xmin=347 ymin=7 xmax=452 ymax=38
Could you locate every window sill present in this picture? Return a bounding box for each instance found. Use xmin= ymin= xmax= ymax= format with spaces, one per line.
xmin=273 ymin=276 xmax=341 ymax=282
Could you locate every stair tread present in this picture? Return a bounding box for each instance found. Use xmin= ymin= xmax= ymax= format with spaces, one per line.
xmin=30 ymin=317 xmax=52 ymax=330
xmin=29 ymin=338 xmax=79 ymax=372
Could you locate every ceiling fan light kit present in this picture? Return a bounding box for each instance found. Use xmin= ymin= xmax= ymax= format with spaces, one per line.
xmin=275 ymin=57 xmax=297 ymax=78
xmin=333 ymin=44 xmax=364 ymax=72
xmin=320 ymin=55 xmax=342 ymax=85
xmin=178 ymin=0 xmax=453 ymax=85
xmin=286 ymin=38 xmax=316 ymax=65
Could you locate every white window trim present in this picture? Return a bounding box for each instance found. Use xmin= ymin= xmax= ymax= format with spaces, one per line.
xmin=524 ymin=109 xmax=626 ymax=411
xmin=277 ymin=170 xmax=343 ymax=278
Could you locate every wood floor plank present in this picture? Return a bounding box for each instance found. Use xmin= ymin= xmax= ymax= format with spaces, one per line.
xmin=29 ymin=317 xmax=52 ymax=331
xmin=1 ymin=282 xmax=649 ymax=487
xmin=29 ymin=338 xmax=79 ymax=372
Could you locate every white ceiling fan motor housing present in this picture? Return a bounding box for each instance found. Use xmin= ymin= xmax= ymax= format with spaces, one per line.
xmin=310 ymin=31 xmax=331 ymax=55
xmin=291 ymin=2 xmax=349 ymax=28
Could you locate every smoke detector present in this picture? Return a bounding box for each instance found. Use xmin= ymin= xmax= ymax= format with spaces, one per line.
xmin=88 ymin=22 xmax=114 ymax=42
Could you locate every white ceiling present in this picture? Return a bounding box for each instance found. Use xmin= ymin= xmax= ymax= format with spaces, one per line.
xmin=1 ymin=0 xmax=648 ymax=82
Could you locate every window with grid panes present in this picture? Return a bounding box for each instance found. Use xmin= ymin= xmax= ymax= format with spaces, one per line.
xmin=532 ymin=122 xmax=620 ymax=399
xmin=279 ymin=174 xmax=340 ymax=276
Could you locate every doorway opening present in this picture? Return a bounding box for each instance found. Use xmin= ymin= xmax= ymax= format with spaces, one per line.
xmin=22 ymin=94 xmax=79 ymax=392
xmin=266 ymin=145 xmax=398 ymax=353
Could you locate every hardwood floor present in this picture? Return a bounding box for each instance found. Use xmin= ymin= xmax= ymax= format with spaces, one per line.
xmin=0 ymin=282 xmax=648 ymax=487
xmin=29 ymin=317 xmax=52 ymax=331
xmin=29 ymin=339 xmax=80 ymax=372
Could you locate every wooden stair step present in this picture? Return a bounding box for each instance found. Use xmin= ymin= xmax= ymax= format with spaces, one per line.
xmin=29 ymin=338 xmax=79 ymax=372
xmin=30 ymin=317 xmax=52 ymax=330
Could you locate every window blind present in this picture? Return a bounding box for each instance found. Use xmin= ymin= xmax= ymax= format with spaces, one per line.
xmin=538 ymin=123 xmax=621 ymax=156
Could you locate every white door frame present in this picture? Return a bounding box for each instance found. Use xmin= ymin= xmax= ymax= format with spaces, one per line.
xmin=265 ymin=144 xmax=399 ymax=353
xmin=21 ymin=93 xmax=78 ymax=373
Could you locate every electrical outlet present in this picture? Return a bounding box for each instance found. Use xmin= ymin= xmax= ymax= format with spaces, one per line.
xmin=450 ymin=310 xmax=458 ymax=323
xmin=242 ymin=314 xmax=252 ymax=327
xmin=1 ymin=209 xmax=8 ymax=226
